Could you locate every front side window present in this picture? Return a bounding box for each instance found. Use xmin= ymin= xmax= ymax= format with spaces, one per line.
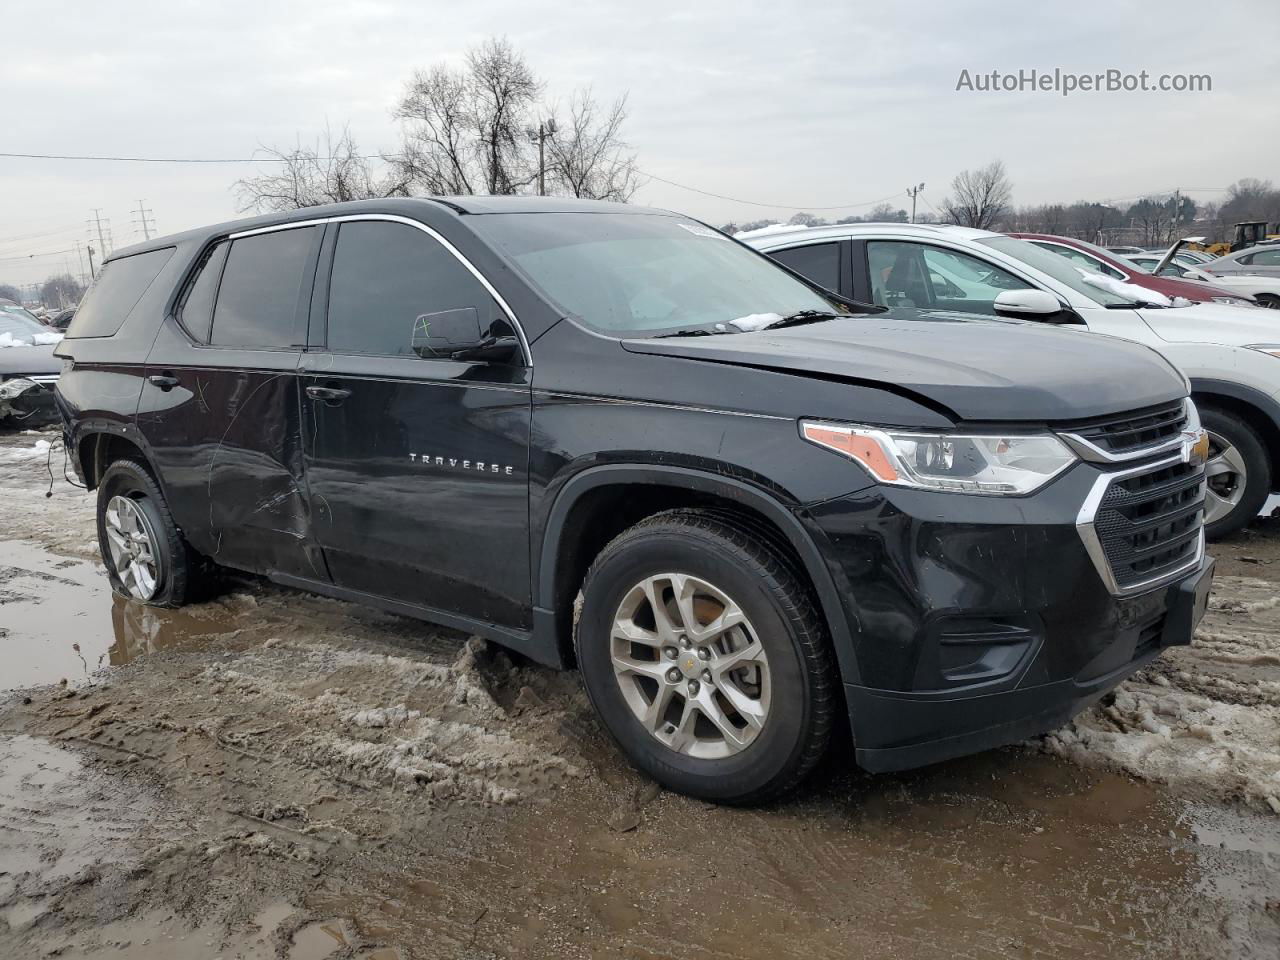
xmin=1030 ymin=241 xmax=1125 ymax=279
xmin=977 ymin=235 xmax=1138 ymax=306
xmin=469 ymin=213 xmax=832 ymax=336
xmin=866 ymin=241 xmax=1030 ymax=314
xmin=325 ymin=221 xmax=508 ymax=359
xmin=210 ymin=227 xmax=318 ymax=349
xmin=768 ymin=242 xmax=840 ymax=293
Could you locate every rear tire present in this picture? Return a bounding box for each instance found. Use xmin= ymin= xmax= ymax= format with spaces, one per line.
xmin=1199 ymin=408 xmax=1270 ymax=541
xmin=575 ymin=510 xmax=836 ymax=804
xmin=96 ymin=458 xmax=211 ymax=607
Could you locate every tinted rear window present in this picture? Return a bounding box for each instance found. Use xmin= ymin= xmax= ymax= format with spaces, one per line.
xmin=210 ymin=227 xmax=318 ymax=349
xmin=65 ymin=248 xmax=175 ymax=339
xmin=769 ymin=242 xmax=840 ymax=292
xmin=177 ymin=241 xmax=229 ymax=343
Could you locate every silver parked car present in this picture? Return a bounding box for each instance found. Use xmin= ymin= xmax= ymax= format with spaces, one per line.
xmin=1205 ymin=244 xmax=1280 ymax=278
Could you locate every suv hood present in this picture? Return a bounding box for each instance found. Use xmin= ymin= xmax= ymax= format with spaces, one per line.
xmin=0 ymin=342 xmax=60 ymax=376
xmin=623 ymin=313 xmax=1186 ymax=422
xmin=1134 ymin=301 xmax=1280 ymax=345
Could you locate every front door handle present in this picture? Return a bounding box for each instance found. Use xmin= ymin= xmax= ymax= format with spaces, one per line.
xmin=147 ymin=374 xmax=179 ymax=391
xmin=306 ymin=385 xmax=352 ymax=403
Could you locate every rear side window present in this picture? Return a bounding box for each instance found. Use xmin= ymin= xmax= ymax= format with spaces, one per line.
xmin=65 ymin=248 xmax=175 ymax=339
xmin=210 ymin=227 xmax=318 ymax=349
xmin=176 ymin=241 xmax=229 ymax=343
xmin=325 ymin=220 xmax=505 ymax=358
xmin=769 ymin=242 xmax=840 ymax=293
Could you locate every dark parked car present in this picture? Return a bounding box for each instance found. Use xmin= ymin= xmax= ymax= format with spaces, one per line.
xmin=55 ymin=197 xmax=1214 ymax=803
xmin=0 ymin=301 xmax=62 ymax=424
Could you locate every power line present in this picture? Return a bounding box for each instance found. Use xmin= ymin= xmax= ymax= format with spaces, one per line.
xmin=637 ymin=172 xmax=908 ymax=212
xmin=0 ymin=149 xmax=921 ymax=212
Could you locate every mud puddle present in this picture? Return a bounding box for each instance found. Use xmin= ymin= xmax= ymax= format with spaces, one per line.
xmin=0 ymin=539 xmax=236 ymax=691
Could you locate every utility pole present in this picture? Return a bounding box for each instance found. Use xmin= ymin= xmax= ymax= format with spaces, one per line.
xmin=526 ymin=119 xmax=558 ymax=196
xmin=88 ymin=209 xmax=111 ymax=257
xmin=87 ymin=245 xmax=97 ymax=281
xmin=133 ymin=200 xmax=156 ymax=240
xmin=907 ymin=183 xmax=926 ymax=224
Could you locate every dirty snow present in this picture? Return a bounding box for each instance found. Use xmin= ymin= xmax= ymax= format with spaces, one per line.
xmin=0 ymin=331 xmax=61 ymax=347
xmin=1045 ymin=573 xmax=1280 ymax=814
xmin=727 ymin=311 xmax=784 ymax=331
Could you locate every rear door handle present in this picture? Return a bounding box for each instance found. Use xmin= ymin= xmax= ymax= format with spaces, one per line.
xmin=147 ymin=374 xmax=179 ymax=391
xmin=306 ymin=385 xmax=352 ymax=403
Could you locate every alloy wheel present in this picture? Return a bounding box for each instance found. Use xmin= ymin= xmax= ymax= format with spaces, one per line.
xmin=610 ymin=572 xmax=770 ymax=760
xmin=1204 ymin=430 xmax=1247 ymax=526
xmin=103 ymin=495 xmax=161 ymax=601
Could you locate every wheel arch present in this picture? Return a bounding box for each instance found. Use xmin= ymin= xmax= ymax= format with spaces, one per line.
xmin=76 ymin=424 xmax=161 ymax=492
xmin=1190 ymin=378 xmax=1280 ymax=491
xmin=533 ymin=465 xmax=861 ymax=685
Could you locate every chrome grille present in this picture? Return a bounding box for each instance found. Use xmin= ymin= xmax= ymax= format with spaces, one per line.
xmin=1078 ymin=454 xmax=1205 ymax=596
xmin=1061 ymin=400 xmax=1188 ymax=462
xmin=28 ymin=374 xmax=59 ymax=385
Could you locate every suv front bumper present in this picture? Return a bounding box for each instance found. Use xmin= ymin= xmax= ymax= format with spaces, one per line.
xmin=801 ymin=460 xmax=1212 ymax=772
xmin=847 ymin=555 xmax=1212 ymax=772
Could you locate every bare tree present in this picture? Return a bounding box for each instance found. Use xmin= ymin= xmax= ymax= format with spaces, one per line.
xmin=234 ymin=126 xmax=412 ymax=213
xmin=942 ymin=161 xmax=1013 ymax=230
xmin=397 ymin=38 xmax=540 ymax=197
xmin=395 ymin=65 xmax=479 ymax=195
xmin=40 ymin=274 xmax=84 ymax=308
xmin=468 ymin=38 xmax=540 ymax=194
xmin=0 ymin=283 xmax=22 ymax=303
xmin=544 ymin=91 xmax=641 ymax=201
xmin=789 ymin=212 xmax=826 ymax=227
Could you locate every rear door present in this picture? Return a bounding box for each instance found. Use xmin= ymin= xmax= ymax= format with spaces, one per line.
xmin=138 ymin=224 xmax=324 ymax=578
xmin=299 ymin=217 xmax=533 ymax=631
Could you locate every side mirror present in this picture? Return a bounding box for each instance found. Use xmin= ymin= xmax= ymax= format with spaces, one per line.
xmin=993 ymin=289 xmax=1063 ymax=316
xmin=412 ymin=307 xmax=484 ymax=358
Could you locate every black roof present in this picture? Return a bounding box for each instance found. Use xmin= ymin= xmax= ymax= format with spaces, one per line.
xmin=107 ymin=196 xmax=672 ymax=262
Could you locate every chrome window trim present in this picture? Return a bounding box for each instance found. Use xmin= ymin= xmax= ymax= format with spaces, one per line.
xmin=1058 ymin=398 xmax=1191 ymax=464
xmin=1075 ymin=451 xmax=1205 ymax=597
xmin=228 ymin=213 xmax=532 ymax=366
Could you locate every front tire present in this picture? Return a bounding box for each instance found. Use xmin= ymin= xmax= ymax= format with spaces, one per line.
xmin=96 ymin=458 xmax=209 ymax=606
xmin=575 ymin=510 xmax=836 ymax=804
xmin=1200 ymin=408 xmax=1271 ymax=540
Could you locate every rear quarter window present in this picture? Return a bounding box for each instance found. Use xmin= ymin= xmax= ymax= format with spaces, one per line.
xmin=65 ymin=247 xmax=175 ymax=339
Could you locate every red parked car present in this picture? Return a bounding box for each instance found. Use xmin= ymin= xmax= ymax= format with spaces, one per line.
xmin=1008 ymin=233 xmax=1255 ymax=307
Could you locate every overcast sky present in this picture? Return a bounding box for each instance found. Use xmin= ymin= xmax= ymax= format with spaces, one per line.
xmin=2 ymin=0 xmax=1276 ymax=288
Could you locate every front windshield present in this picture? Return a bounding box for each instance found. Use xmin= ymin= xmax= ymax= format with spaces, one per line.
xmin=0 ymin=306 xmax=48 ymax=344
xmin=977 ymin=235 xmax=1138 ymax=306
xmin=470 ymin=212 xmax=834 ymax=335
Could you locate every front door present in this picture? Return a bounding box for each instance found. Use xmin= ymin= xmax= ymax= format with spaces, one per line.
xmin=300 ymin=218 xmax=533 ymax=631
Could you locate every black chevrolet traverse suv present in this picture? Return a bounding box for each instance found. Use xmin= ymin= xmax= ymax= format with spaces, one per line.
xmin=55 ymin=197 xmax=1214 ymax=803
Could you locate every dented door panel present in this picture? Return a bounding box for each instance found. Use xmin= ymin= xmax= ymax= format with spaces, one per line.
xmin=138 ymin=322 xmax=322 ymax=579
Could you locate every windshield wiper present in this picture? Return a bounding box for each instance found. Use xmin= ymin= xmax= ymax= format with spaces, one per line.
xmin=757 ymin=310 xmax=845 ymax=331
xmin=652 ymin=327 xmax=736 ymax=338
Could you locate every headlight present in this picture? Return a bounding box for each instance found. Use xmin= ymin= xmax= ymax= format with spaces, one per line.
xmin=0 ymin=377 xmax=38 ymax=400
xmin=800 ymin=420 xmax=1077 ymax=495
xmin=1211 ymin=296 xmax=1252 ymax=306
xmin=1246 ymin=344 xmax=1280 ymax=358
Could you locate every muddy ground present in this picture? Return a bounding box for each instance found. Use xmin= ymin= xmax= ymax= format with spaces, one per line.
xmin=1 ymin=428 xmax=1278 ymax=959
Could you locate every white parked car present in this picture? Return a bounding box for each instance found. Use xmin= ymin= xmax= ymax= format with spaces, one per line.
xmin=741 ymin=222 xmax=1280 ymax=538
